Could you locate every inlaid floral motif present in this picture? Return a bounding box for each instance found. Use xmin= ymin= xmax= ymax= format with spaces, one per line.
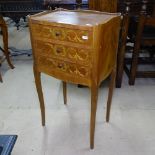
xmin=37 ymin=56 xmax=90 ymax=78
xmin=33 ymin=25 xmax=91 ymax=44
xmin=35 ymin=41 xmax=90 ymax=64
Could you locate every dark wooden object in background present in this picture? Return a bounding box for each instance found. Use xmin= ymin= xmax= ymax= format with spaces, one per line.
xmin=116 ymin=0 xmax=154 ymax=88
xmin=0 ymin=0 xmax=88 ymax=29
xmin=116 ymin=1 xmax=131 ymax=88
xmin=116 ymin=0 xmax=155 ymax=88
xmin=118 ymin=0 xmax=154 ymax=15
xmin=0 ymin=0 xmax=44 ymax=30
xmin=128 ymin=0 xmax=155 ymax=85
xmin=89 ymin=0 xmax=154 ymax=14
xmin=89 ymin=0 xmax=117 ymax=12
xmin=44 ymin=0 xmax=88 ymax=10
xmin=0 ymin=16 xmax=14 ymax=82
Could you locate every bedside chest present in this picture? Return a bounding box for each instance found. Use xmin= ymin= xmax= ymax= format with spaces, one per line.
xmin=28 ymin=9 xmax=121 ymax=149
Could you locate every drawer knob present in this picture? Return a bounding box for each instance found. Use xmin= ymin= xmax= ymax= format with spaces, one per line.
xmin=55 ymin=46 xmax=65 ymax=56
xmin=58 ymin=63 xmax=63 ymax=68
xmin=57 ymin=63 xmax=67 ymax=71
xmin=51 ymin=28 xmax=65 ymax=40
xmin=55 ymin=32 xmax=61 ymax=36
xmin=56 ymin=48 xmax=62 ymax=54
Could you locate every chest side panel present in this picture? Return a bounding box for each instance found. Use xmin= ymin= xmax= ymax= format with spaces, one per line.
xmin=97 ymin=16 xmax=121 ymax=84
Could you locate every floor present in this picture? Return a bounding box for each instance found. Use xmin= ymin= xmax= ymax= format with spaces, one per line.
xmin=0 ymin=19 xmax=155 ymax=155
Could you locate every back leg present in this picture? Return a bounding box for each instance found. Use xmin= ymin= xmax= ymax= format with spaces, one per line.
xmin=106 ymin=68 xmax=116 ymax=122
xmin=63 ymin=81 xmax=67 ymax=105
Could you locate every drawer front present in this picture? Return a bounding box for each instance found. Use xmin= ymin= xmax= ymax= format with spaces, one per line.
xmin=32 ymin=24 xmax=92 ymax=45
xmin=34 ymin=40 xmax=91 ymax=66
xmin=36 ymin=56 xmax=91 ymax=79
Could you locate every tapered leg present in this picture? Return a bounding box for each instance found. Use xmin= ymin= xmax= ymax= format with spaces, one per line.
xmin=63 ymin=81 xmax=67 ymax=105
xmin=106 ymin=68 xmax=116 ymax=122
xmin=90 ymin=85 xmax=98 ymax=149
xmin=33 ymin=66 xmax=45 ymax=126
xmin=0 ymin=72 xmax=2 ymax=82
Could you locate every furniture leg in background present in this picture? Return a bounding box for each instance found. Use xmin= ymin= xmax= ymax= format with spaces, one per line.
xmin=125 ymin=0 xmax=155 ymax=85
xmin=116 ymin=2 xmax=130 ymax=88
xmin=0 ymin=16 xmax=14 ymax=82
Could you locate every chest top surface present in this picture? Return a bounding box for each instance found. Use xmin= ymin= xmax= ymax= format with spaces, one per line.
xmin=30 ymin=10 xmax=120 ymax=27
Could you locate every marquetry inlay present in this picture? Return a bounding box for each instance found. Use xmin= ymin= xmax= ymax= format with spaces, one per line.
xmin=34 ymin=40 xmax=91 ymax=65
xmin=32 ymin=24 xmax=92 ymax=45
xmin=37 ymin=56 xmax=90 ymax=78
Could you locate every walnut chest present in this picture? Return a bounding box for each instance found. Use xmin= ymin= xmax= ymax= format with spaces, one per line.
xmin=28 ymin=9 xmax=121 ymax=149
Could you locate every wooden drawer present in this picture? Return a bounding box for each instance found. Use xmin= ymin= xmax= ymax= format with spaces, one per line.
xmin=36 ymin=56 xmax=91 ymax=79
xmin=32 ymin=24 xmax=92 ymax=45
xmin=34 ymin=40 xmax=92 ymax=66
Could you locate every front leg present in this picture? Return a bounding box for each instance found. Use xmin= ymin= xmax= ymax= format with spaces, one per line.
xmin=33 ymin=66 xmax=45 ymax=126
xmin=90 ymin=84 xmax=98 ymax=149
